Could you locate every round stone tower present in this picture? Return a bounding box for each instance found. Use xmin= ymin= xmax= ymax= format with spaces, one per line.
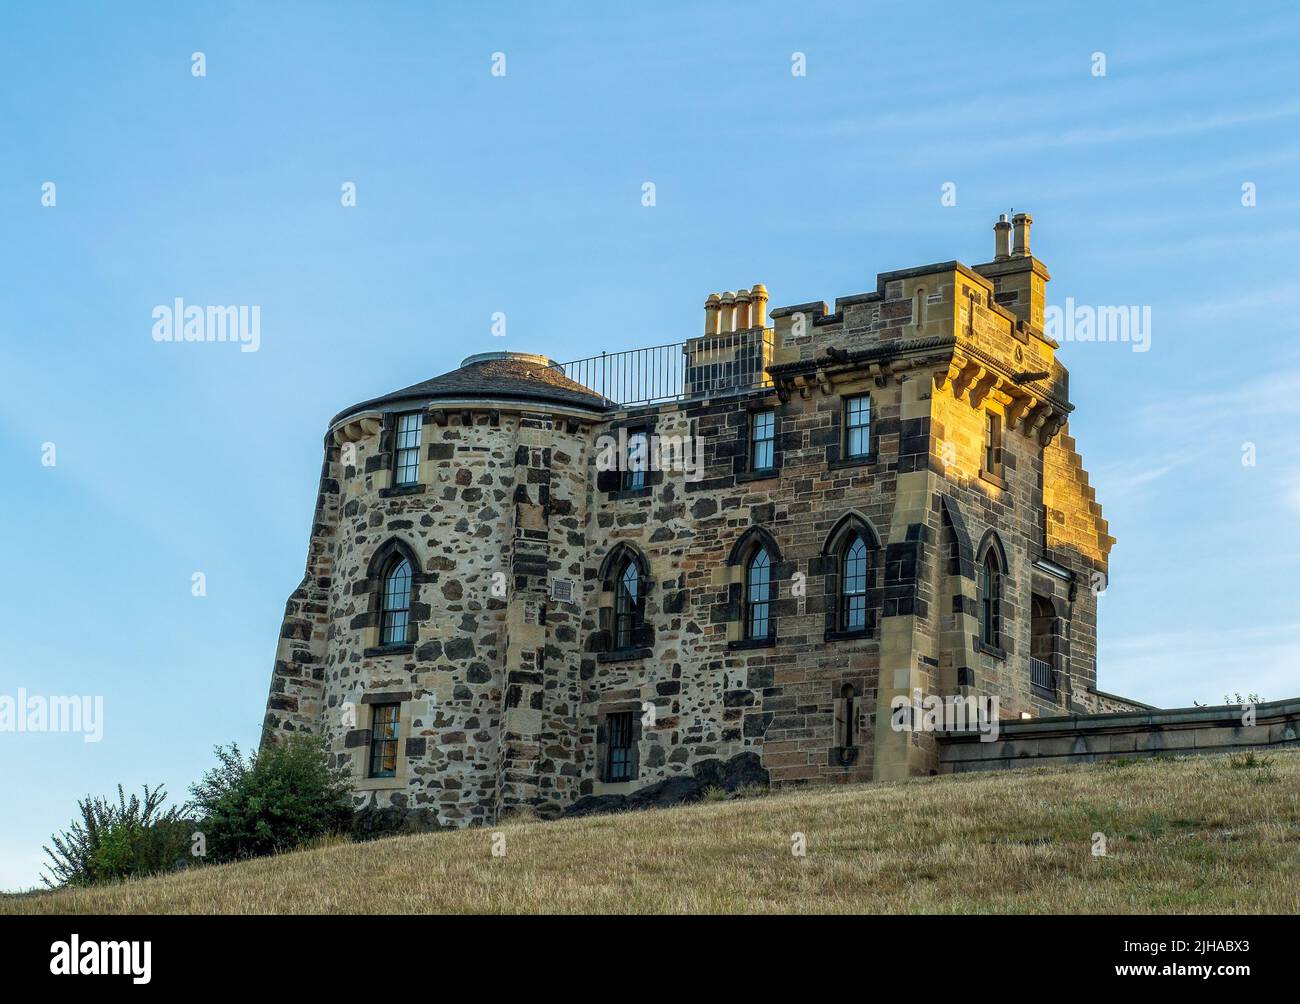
xmin=262 ymin=352 xmax=607 ymax=829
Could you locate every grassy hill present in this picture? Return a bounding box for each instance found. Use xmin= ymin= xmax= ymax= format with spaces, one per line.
xmin=7 ymin=750 xmax=1298 ymax=914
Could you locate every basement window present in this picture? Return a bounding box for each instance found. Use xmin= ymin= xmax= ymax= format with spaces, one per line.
xmin=605 ymin=711 xmax=636 ymax=782
xmin=368 ymin=703 xmax=401 ymax=778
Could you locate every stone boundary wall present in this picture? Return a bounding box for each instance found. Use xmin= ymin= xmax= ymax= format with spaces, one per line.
xmin=937 ymin=698 xmax=1300 ymax=773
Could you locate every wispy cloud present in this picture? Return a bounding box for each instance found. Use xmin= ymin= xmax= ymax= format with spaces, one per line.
xmin=1173 ymin=281 xmax=1300 ymax=326
xmin=1137 ymin=361 xmax=1300 ymax=430
xmin=1279 ymin=470 xmax=1300 ymax=516
xmin=1091 ymin=449 xmax=1203 ymax=503
xmin=1102 ymin=620 xmax=1300 ymax=708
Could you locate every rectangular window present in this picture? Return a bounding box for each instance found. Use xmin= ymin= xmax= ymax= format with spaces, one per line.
xmin=844 ymin=396 xmax=871 ymax=459
xmin=393 ymin=413 xmax=422 ymax=486
xmin=368 ymin=703 xmax=401 ymax=778
xmin=623 ymin=429 xmax=648 ymax=491
xmin=984 ymin=411 xmax=1003 ymax=477
xmin=605 ymin=711 xmax=635 ymax=782
xmin=750 ymin=410 xmax=775 ymax=471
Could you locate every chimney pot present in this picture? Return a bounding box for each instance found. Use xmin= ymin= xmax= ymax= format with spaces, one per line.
xmin=994 ymin=214 xmax=1012 ymax=261
xmin=704 ymin=293 xmax=721 ymax=335
xmin=734 ymin=288 xmax=752 ymax=329
xmin=751 ymin=283 xmax=769 ymax=329
xmin=1011 ymin=212 xmax=1032 ymax=258
xmin=719 ymin=291 xmax=736 ymax=333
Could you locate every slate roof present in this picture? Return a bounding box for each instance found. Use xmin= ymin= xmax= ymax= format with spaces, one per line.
xmin=330 ymin=353 xmax=610 ymax=426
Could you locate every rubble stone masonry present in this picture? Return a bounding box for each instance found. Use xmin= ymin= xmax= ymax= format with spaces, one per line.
xmin=262 ymin=216 xmax=1147 ymax=830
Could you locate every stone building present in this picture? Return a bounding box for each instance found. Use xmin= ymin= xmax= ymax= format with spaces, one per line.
xmin=261 ymin=213 xmax=1149 ymax=829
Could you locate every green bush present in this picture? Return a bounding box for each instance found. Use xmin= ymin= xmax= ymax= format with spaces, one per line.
xmin=188 ymin=735 xmax=353 ymax=863
xmin=42 ymin=784 xmax=193 ymax=888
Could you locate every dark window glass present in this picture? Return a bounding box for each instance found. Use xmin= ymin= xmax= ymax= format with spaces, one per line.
xmin=380 ymin=557 xmax=412 ymax=645
xmin=614 ymin=560 xmax=640 ymax=650
xmin=393 ymin=413 xmax=422 ymax=486
xmin=624 ymin=430 xmax=648 ymax=490
xmin=751 ymin=410 xmax=775 ymax=470
xmin=984 ymin=412 xmax=1002 ymax=476
xmin=369 ymin=703 xmax=401 ymax=778
xmin=980 ymin=552 xmax=1002 ymax=647
xmin=840 ymin=683 xmax=857 ymax=749
xmin=845 ymin=396 xmax=871 ymax=458
xmin=840 ymin=533 xmax=869 ymax=632
xmin=606 ymin=711 xmax=635 ymax=782
xmin=746 ymin=548 xmax=772 ymax=640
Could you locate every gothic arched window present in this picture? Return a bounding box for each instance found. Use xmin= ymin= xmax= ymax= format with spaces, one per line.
xmin=614 ymin=558 xmax=641 ymax=651
xmin=745 ymin=547 xmax=773 ymax=640
xmin=840 ymin=532 xmax=870 ymax=632
xmin=380 ymin=556 xmax=413 ymax=646
xmin=979 ymin=547 xmax=1003 ymax=649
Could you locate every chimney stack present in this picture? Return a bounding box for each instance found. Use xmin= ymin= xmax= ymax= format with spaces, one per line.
xmin=703 ymin=284 xmax=770 ymax=334
xmin=1012 ymin=212 xmax=1032 ymax=257
xmin=994 ymin=214 xmax=1012 ymax=261
xmin=972 ymin=212 xmax=1049 ymax=331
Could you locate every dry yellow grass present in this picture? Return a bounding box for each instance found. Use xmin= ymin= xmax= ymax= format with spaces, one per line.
xmin=7 ymin=750 xmax=1298 ymax=914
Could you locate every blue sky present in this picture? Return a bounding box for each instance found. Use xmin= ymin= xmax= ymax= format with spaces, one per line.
xmin=2 ymin=1 xmax=1298 ymax=890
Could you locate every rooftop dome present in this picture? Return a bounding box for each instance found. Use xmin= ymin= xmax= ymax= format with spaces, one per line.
xmin=331 ymin=351 xmax=610 ymax=426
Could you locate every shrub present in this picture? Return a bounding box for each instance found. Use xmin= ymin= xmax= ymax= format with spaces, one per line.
xmin=42 ymin=784 xmax=193 ymax=888
xmin=188 ymin=735 xmax=352 ymax=863
xmin=1230 ymin=752 xmax=1274 ymax=770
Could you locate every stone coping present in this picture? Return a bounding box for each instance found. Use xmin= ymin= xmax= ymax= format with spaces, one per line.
xmin=936 ymin=697 xmax=1300 ymax=743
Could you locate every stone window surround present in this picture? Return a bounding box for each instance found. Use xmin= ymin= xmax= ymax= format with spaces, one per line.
xmin=1029 ymin=586 xmax=1071 ymax=702
xmin=350 ymin=692 xmax=415 ymax=791
xmin=390 ymin=409 xmax=423 ymax=488
xmin=974 ymin=530 xmax=1010 ymax=661
xmin=593 ymin=543 xmax=656 ymax=662
xmin=830 ymin=677 xmax=869 ymax=767
xmin=979 ymin=404 xmax=1008 ymax=490
xmin=817 ymin=510 xmax=883 ymax=642
xmin=595 ymin=700 xmax=644 ymax=786
xmin=725 ymin=526 xmax=786 ymax=650
xmin=599 ymin=415 xmax=661 ymax=500
xmin=735 ymin=397 xmax=784 ymax=483
xmin=826 ymin=390 xmax=880 ymax=470
xmin=364 ymin=409 xmax=446 ymax=497
xmin=356 ymin=537 xmax=432 ymax=658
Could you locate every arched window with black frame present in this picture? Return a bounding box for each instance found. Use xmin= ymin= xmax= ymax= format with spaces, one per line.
xmin=839 ymin=532 xmax=870 ymax=632
xmin=745 ymin=546 xmax=773 ymax=640
xmin=380 ymin=555 xmax=413 ymax=646
xmin=977 ymin=534 xmax=1006 ymax=650
xmin=614 ymin=557 xmax=641 ymax=651
xmin=596 ymin=544 xmax=651 ymax=657
xmin=820 ymin=512 xmax=881 ymax=638
xmin=727 ymin=527 xmax=782 ymax=646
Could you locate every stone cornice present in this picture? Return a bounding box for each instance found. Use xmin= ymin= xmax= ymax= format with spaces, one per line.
xmin=766 ymin=335 xmax=956 ymax=402
xmin=935 ymin=343 xmax=1073 ymax=446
